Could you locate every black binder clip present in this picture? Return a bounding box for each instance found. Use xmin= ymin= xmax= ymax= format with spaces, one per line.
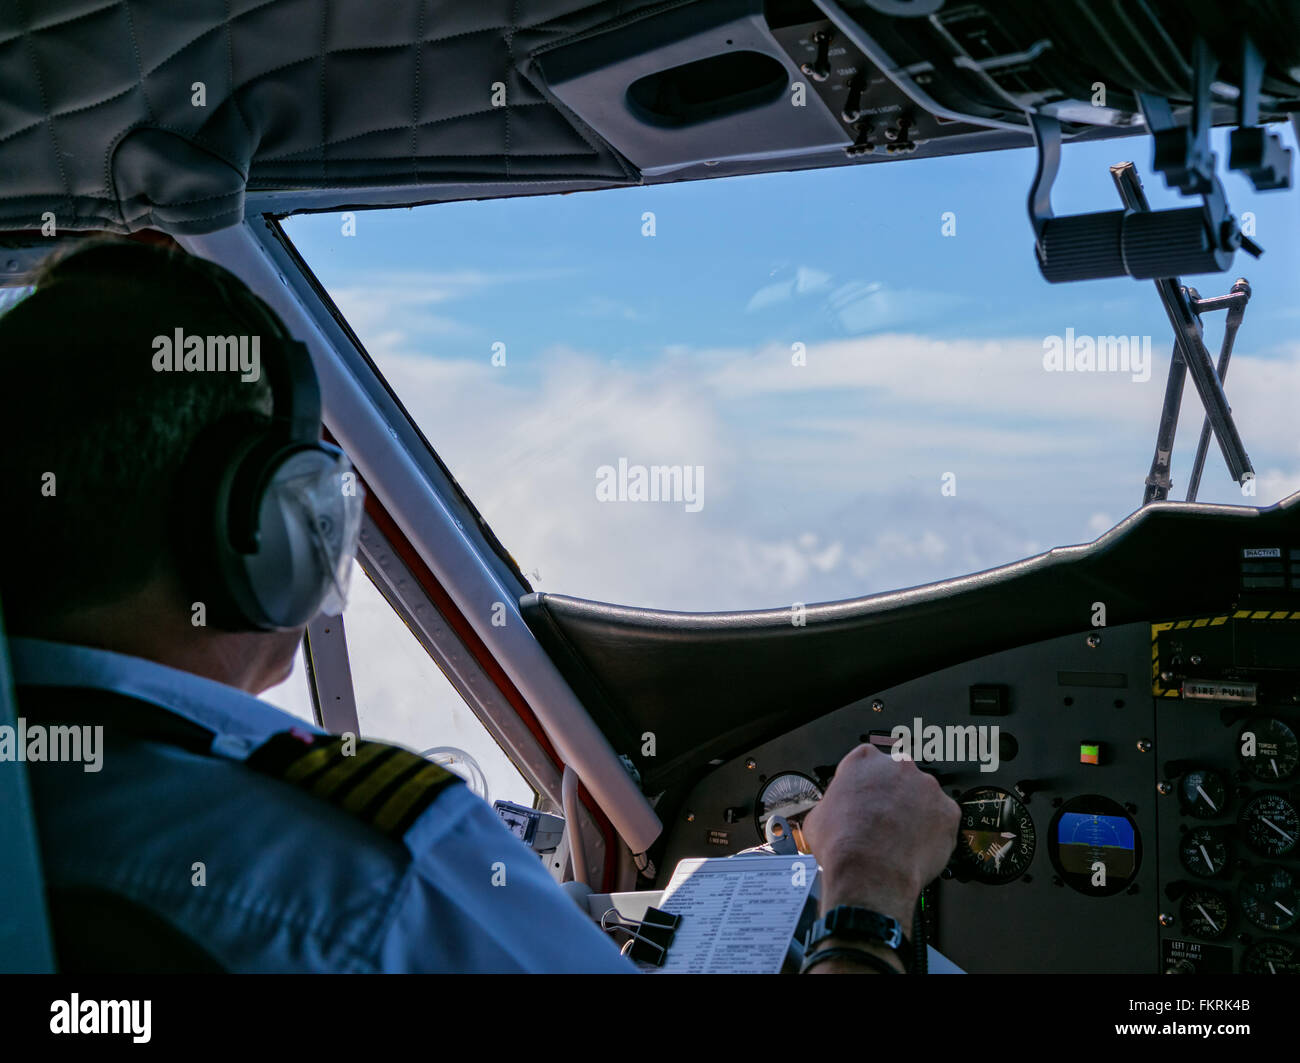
xmin=600 ymin=906 xmax=681 ymax=966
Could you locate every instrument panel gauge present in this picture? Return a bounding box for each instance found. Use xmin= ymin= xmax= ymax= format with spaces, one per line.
xmin=1179 ymin=767 xmax=1229 ymax=819
xmin=1047 ymin=795 xmax=1141 ymax=896
xmin=955 ymin=786 xmax=1036 ymax=884
xmin=1179 ymin=826 xmax=1231 ymax=878
xmin=1242 ymin=939 xmax=1300 ymax=975
xmin=1239 ymin=792 xmax=1300 ymax=857
xmin=1238 ymin=865 xmax=1300 ymax=933
xmin=754 ymin=772 xmax=823 ymax=848
xmin=1238 ymin=717 xmax=1300 ymax=782
xmin=1178 ymin=888 xmax=1231 ymax=940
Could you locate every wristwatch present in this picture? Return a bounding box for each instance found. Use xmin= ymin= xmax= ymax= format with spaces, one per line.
xmin=804 ymin=906 xmax=912 ymax=972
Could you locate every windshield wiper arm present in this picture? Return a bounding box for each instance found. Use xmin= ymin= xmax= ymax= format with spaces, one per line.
xmin=1110 ymin=162 xmax=1256 ymax=506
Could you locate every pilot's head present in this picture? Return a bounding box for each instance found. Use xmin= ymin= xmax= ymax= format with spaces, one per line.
xmin=0 ymin=238 xmax=360 ymax=692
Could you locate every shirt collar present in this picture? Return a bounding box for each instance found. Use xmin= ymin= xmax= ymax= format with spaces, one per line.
xmin=8 ymin=637 xmax=322 ymax=755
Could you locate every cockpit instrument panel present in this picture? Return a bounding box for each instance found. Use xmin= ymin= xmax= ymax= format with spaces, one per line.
xmin=658 ymin=609 xmax=1300 ymax=973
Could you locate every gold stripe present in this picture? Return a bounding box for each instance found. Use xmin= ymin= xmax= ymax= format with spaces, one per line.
xmin=372 ymin=764 xmax=454 ymax=833
xmin=1175 ymin=620 xmax=1191 ymax=629
xmin=311 ymin=741 xmax=388 ymax=799
xmin=284 ymin=741 xmax=342 ymax=784
xmin=1253 ymin=610 xmax=1271 ymax=620
xmin=341 ymin=751 xmax=418 ymax=813
xmin=1234 ymin=610 xmax=1252 ymax=619
xmin=1211 ymin=616 xmax=1228 ymax=626
xmin=1271 ymin=611 xmax=1290 ymax=620
xmin=1192 ymin=618 xmax=1209 ymax=628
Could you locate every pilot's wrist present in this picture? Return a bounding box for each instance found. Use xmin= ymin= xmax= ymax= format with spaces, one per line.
xmin=818 ymin=862 xmax=919 ymax=930
xmin=804 ymin=936 xmax=907 ymax=974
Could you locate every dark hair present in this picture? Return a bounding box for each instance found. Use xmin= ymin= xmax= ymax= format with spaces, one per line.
xmin=0 ymin=239 xmax=281 ymax=629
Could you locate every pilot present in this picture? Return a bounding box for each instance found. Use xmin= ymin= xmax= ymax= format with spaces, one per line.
xmin=0 ymin=239 xmax=958 ymax=973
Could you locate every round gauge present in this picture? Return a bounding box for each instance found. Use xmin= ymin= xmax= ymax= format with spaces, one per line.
xmin=1242 ymin=939 xmax=1300 ymax=975
xmin=1238 ymin=718 xmax=1300 ymax=782
xmin=1238 ymin=865 xmax=1300 ymax=933
xmin=754 ymin=771 xmax=823 ymax=846
xmin=1047 ymin=795 xmax=1141 ymax=896
xmin=1239 ymin=792 xmax=1300 ymax=857
xmin=1179 ymin=888 xmax=1231 ymax=940
xmin=955 ymin=786 xmax=1036 ymax=884
xmin=1179 ymin=826 xmax=1232 ymax=878
xmin=1179 ymin=768 xmax=1229 ymax=819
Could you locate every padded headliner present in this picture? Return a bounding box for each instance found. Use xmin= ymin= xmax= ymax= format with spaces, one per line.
xmin=522 ymin=493 xmax=1300 ymax=791
xmin=8 ymin=1 xmax=1299 ymax=235
xmin=0 ymin=0 xmax=651 ymax=233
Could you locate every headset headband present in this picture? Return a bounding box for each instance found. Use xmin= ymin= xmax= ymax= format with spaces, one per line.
xmin=198 ymin=268 xmax=323 ymax=448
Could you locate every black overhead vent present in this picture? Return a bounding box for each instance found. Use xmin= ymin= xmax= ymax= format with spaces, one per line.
xmin=626 ymin=50 xmax=788 ymax=128
xmin=536 ymin=0 xmax=849 ymax=174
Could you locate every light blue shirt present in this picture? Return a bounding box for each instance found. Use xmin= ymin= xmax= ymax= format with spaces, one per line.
xmin=11 ymin=638 xmax=636 ymax=973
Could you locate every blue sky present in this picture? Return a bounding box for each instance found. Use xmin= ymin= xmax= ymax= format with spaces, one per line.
xmin=284 ymin=122 xmax=1300 ymax=613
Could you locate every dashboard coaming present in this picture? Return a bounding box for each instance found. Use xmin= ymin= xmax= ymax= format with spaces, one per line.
xmin=658 ymin=616 xmax=1300 ymax=973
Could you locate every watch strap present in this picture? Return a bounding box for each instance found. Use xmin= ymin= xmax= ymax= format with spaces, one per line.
xmin=800 ymin=945 xmax=902 ymax=974
xmin=805 ymin=905 xmax=913 ymax=972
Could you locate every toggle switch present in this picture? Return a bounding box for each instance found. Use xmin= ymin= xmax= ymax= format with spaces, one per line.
xmin=800 ymin=30 xmax=832 ymax=82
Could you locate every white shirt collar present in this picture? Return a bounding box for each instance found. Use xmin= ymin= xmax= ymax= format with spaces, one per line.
xmin=8 ymin=637 xmax=322 ymax=756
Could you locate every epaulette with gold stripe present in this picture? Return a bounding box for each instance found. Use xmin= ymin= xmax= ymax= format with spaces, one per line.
xmin=246 ymin=729 xmax=460 ymax=841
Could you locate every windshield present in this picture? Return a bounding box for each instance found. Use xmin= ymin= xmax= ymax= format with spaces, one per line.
xmin=285 ymin=125 xmax=1300 ymax=612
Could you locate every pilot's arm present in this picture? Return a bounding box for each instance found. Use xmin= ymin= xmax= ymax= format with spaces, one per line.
xmin=378 ymin=781 xmax=635 ymax=973
xmin=801 ymin=744 xmax=961 ymax=973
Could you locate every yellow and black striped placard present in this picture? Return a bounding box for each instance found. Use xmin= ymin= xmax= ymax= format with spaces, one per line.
xmin=246 ymin=731 xmax=459 ymax=840
xmin=1151 ymin=610 xmax=1300 ymax=697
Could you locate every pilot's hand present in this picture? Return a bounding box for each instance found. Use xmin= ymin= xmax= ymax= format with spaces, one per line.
xmin=802 ymin=743 xmax=959 ymax=929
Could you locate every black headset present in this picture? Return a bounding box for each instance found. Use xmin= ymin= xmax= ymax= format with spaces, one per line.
xmin=172 ymin=271 xmax=353 ymax=632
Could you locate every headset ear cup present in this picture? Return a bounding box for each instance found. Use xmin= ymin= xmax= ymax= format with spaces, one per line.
xmin=176 ymin=412 xmax=347 ymax=632
xmin=240 ymin=447 xmax=344 ymax=629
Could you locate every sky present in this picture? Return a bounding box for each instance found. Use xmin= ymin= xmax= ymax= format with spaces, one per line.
xmin=264 ymin=124 xmax=1300 ymax=803
xmin=282 ymin=122 xmax=1300 ymax=615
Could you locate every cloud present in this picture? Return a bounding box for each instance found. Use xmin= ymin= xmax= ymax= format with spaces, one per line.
xmin=1087 ymin=512 xmax=1115 ymax=535
xmin=327 ymin=266 xmax=584 ymax=354
xmin=343 ymin=283 xmax=1299 ymax=611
